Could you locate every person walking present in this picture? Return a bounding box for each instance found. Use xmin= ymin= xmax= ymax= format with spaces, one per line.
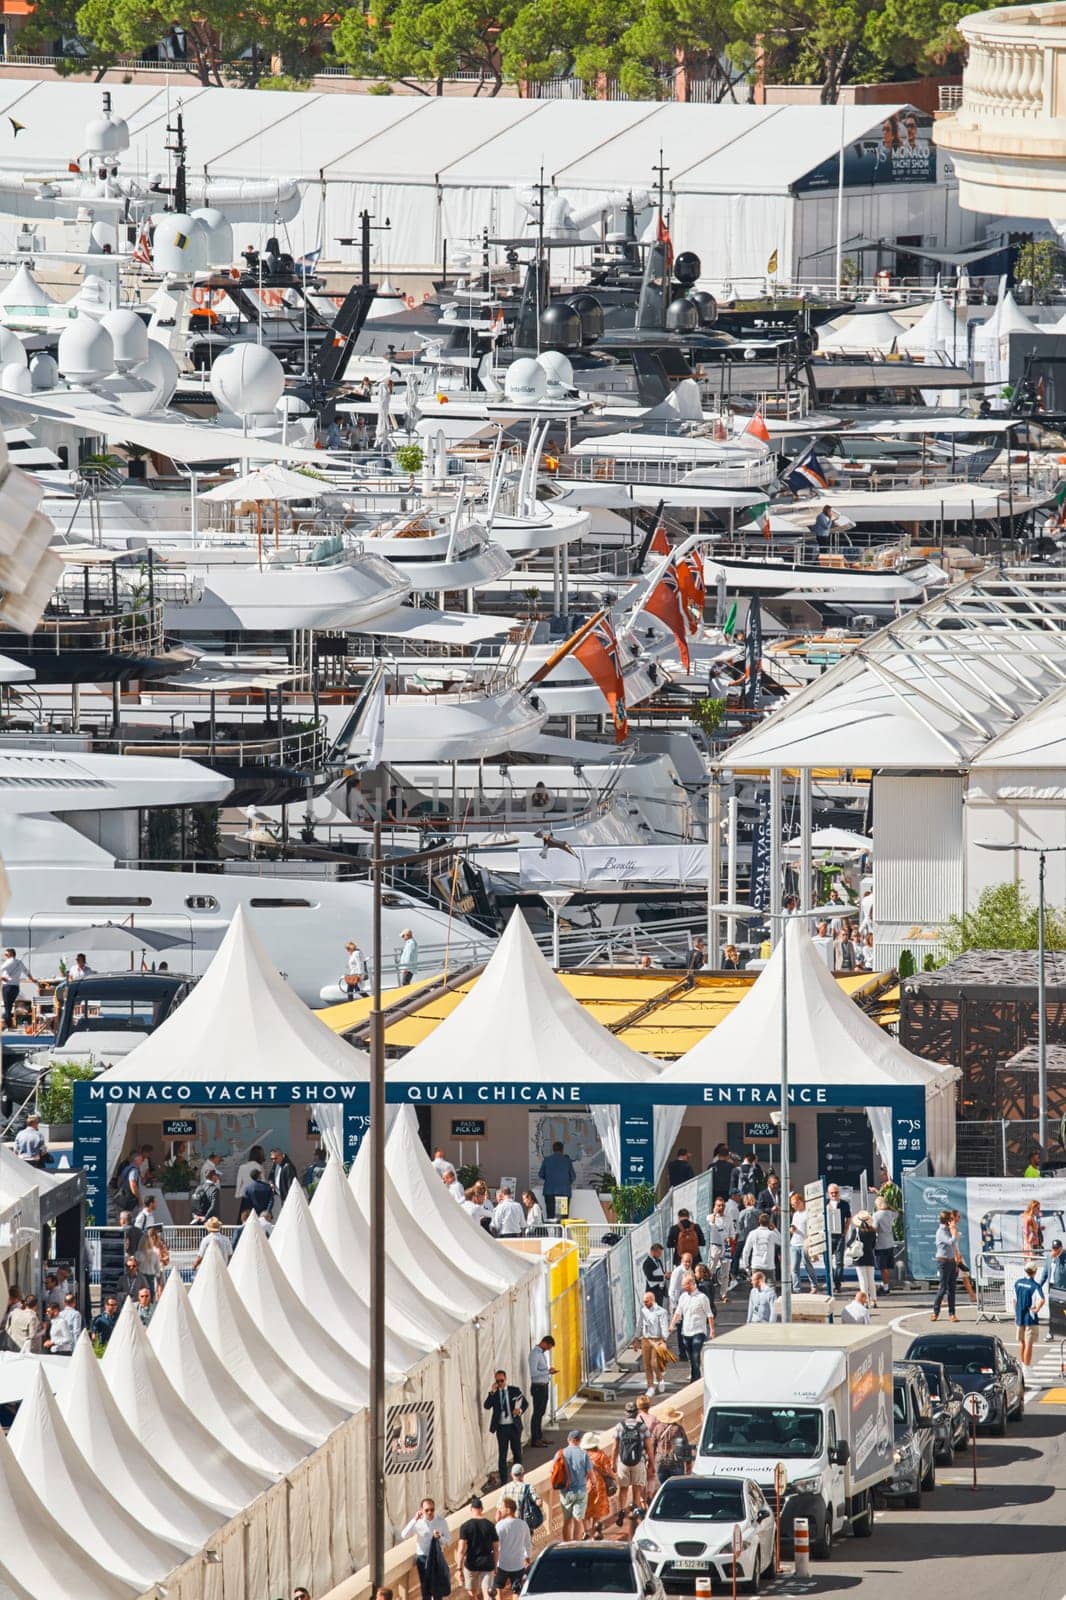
xmin=484 ymin=1369 xmax=528 ymax=1484
xmin=0 ymin=948 xmax=27 ymax=1030
xmin=1022 ymin=1198 xmax=1044 ymax=1258
xmin=399 ymin=929 xmax=419 ymax=986
xmin=825 ymin=1184 xmax=852 ymax=1293
xmin=538 ymin=1141 xmax=576 ymax=1221
xmin=1014 ymin=1263 xmax=1045 ymax=1379
xmin=401 ymin=1498 xmax=451 ymax=1600
xmin=731 ymin=1153 xmax=765 ymax=1201
xmin=671 ymin=1273 xmax=714 ymax=1382
xmin=1045 ymin=1238 xmax=1066 ymax=1291
xmin=741 ymin=1212 xmax=782 ymax=1285
xmin=705 ymin=1197 xmax=733 ymax=1303
xmin=90 ymin=1295 xmax=120 ymax=1348
xmin=269 ymin=1147 xmax=299 ymax=1209
xmin=747 ymin=1270 xmax=777 ymax=1324
xmin=873 ymin=1192 xmax=898 ymax=1296
xmin=654 ymin=1409 xmax=690 ymax=1484
xmin=642 ymin=1241 xmax=667 ymax=1305
xmin=455 ymin=1496 xmax=497 ymax=1597
xmin=582 ymin=1433 xmax=615 ymax=1532
xmin=190 ymin=1169 xmax=222 ymax=1224
xmin=344 ymin=940 xmax=368 ymax=997
xmin=931 ymin=1209 xmax=960 ymax=1322
xmin=707 ymin=1144 xmax=736 ymax=1204
xmin=117 ymin=1255 xmax=149 ymax=1303
xmin=694 ymin=1263 xmax=718 ymax=1324
xmin=492 ymin=1498 xmax=531 ymax=1594
xmin=242 ymin=1166 xmax=275 ymax=1216
xmin=666 ymin=1208 xmax=705 ymax=1266
xmin=552 ymin=1429 xmax=591 ymax=1542
xmin=7 ymin=1294 xmax=40 ymax=1352
xmin=528 ymin=1335 xmax=557 ymax=1445
xmin=847 ymin=1210 xmax=879 ymax=1308
xmin=667 ymin=1148 xmax=695 ymax=1187
xmin=788 ymin=1193 xmax=817 ymax=1292
xmin=610 ymin=1400 xmax=654 ymax=1518
xmin=733 ymin=1194 xmax=760 ymax=1283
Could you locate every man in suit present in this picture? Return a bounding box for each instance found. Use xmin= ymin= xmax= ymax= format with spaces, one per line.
xmin=484 ymin=1369 xmax=528 ymax=1484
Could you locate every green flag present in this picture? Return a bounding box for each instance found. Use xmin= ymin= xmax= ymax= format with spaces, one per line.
xmin=723 ymin=600 xmax=737 ymax=637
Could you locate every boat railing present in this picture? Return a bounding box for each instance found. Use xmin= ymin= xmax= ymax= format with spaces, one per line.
xmin=555 ymin=450 xmax=776 ymax=488
xmin=9 ymin=713 xmax=331 ymax=772
xmin=13 ymin=596 xmax=167 ymax=657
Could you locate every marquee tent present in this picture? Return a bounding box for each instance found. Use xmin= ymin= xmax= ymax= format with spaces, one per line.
xmin=816 ymin=310 xmax=906 ymax=354
xmin=657 ymin=919 xmax=958 ymax=1176
xmin=897 ymin=287 xmax=965 ymax=360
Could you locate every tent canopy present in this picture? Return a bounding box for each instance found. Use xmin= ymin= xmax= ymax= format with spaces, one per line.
xmin=816 ymin=310 xmax=905 ymax=354
xmin=199 ymin=463 xmax=327 ymax=502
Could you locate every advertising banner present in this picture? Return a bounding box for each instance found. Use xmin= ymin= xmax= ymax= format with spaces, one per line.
xmin=903 ymin=1173 xmax=1066 ymax=1280
xmin=795 ymin=112 xmax=936 ymax=191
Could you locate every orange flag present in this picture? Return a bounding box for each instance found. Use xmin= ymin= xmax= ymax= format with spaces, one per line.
xmin=745 ymin=411 xmax=770 ymax=444
xmin=649 ymin=522 xmax=671 ymax=558
xmin=676 ymin=551 xmax=705 ymax=634
xmin=643 ymin=564 xmax=691 ymax=672
xmin=574 ymin=616 xmax=629 ymax=743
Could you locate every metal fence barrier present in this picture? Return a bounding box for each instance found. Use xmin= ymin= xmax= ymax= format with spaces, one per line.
xmin=86 ymin=1224 xmax=241 ymax=1288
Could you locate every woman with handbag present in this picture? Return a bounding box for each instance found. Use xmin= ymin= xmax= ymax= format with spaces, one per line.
xmin=846 ymin=1211 xmax=878 ymax=1307
xmin=580 ymin=1432 xmax=616 ymax=1536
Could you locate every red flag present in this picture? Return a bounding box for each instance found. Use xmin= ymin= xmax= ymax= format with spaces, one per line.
xmin=574 ymin=616 xmax=628 ymax=743
xmin=649 ymin=522 xmax=671 ymax=558
xmin=132 ymin=222 xmax=153 ymax=266
xmin=643 ymin=565 xmax=690 ymax=672
xmin=676 ymin=551 xmax=705 ymax=635
xmin=657 ymin=211 xmax=674 ymax=279
xmin=745 ymin=411 xmax=770 ymax=444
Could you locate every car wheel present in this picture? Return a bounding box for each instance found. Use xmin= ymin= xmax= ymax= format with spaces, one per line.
xmin=1009 ymin=1389 xmax=1025 ymax=1422
xmin=853 ymin=1492 xmax=875 ymax=1538
xmin=922 ymin=1456 xmax=936 ymax=1492
xmin=992 ymin=1406 xmax=1007 ymax=1437
xmin=814 ymin=1513 xmax=833 ymax=1560
xmin=748 ymin=1559 xmax=761 ymax=1594
xmin=937 ymin=1436 xmax=953 ymax=1465
xmin=905 ymin=1487 xmax=922 ymax=1510
xmin=954 ymin=1422 xmax=971 ymax=1452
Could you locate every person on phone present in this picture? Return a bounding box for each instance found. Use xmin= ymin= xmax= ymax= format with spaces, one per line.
xmin=484 ymin=1370 xmax=527 ymax=1484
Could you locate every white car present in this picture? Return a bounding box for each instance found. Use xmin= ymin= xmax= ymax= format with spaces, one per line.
xmin=636 ymin=1475 xmax=776 ymax=1593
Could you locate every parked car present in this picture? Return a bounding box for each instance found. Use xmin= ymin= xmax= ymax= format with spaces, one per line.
xmin=881 ymin=1361 xmax=936 ymax=1509
xmin=637 ymin=1474 xmax=776 ymax=1594
xmin=523 ymin=1541 xmax=664 ymax=1600
xmin=904 ymin=1332 xmax=1025 ymax=1435
xmin=912 ymin=1358 xmax=971 ymax=1462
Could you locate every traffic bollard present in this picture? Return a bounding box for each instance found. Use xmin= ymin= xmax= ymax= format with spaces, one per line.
xmin=793 ymin=1517 xmax=810 ymax=1580
xmin=694 ymin=1579 xmax=712 ymax=1600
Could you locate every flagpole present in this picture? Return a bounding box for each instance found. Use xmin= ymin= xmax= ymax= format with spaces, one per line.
xmin=527 ymin=608 xmax=607 ymax=685
xmin=834 ymin=94 xmax=846 ymax=295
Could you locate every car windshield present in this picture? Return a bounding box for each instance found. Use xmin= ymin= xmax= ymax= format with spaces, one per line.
xmin=525 ymin=1550 xmax=637 ymax=1595
xmin=907 ymin=1338 xmax=995 ymax=1373
xmin=918 ymin=1366 xmax=945 ymax=1400
xmin=701 ymin=1406 xmax=822 ymax=1459
xmin=652 ymin=1479 xmax=746 ymax=1521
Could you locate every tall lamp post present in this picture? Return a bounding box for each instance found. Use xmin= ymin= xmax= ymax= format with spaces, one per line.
xmin=708 ymin=903 xmax=835 ymax=1323
xmin=975 ymin=841 xmax=1066 ymax=1151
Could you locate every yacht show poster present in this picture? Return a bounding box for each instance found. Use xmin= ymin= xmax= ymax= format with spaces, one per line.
xmin=903 ymin=1173 xmax=1066 ymax=1280
xmin=796 ymin=111 xmax=936 ymax=191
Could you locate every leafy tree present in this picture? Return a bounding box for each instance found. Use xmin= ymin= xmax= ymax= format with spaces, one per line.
xmin=335 ymin=0 xmax=520 ymax=94
xmin=733 ymin=0 xmax=886 ymax=102
xmin=614 ymin=0 xmax=746 ymax=102
xmin=1015 ymin=239 xmax=1062 ymax=305
xmin=939 ymin=880 xmax=1066 ymax=963
xmin=864 ymin=0 xmax=985 ymax=75
xmin=15 ymin=0 xmax=117 ymax=77
xmin=74 ymin=0 xmax=233 ymax=86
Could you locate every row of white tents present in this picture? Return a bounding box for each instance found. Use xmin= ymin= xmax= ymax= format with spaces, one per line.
xmin=816 ymin=281 xmax=1042 ymax=385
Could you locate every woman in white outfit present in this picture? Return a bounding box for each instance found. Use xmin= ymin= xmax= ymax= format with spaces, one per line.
xmin=705 ymin=1196 xmax=733 ymax=1303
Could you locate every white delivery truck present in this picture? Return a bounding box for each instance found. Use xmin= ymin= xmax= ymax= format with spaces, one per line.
xmin=695 ymin=1324 xmax=894 ymax=1558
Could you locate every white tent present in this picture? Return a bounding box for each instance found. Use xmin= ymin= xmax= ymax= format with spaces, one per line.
xmin=187 ymin=1245 xmax=348 ymax=1445
xmin=102 ymin=1300 xmax=273 ymax=1514
xmin=0 ymin=263 xmax=54 ymax=309
xmin=60 ymin=1333 xmax=224 ymax=1552
xmin=95 ymin=904 xmax=368 ymax=1170
xmin=0 ymin=1422 xmax=135 ymax=1600
xmin=391 ymin=909 xmax=662 ymax=1179
xmin=147 ymin=1271 xmax=311 ymax=1473
xmin=897 ymin=287 xmax=965 ymax=362
xmin=227 ymin=1213 xmax=369 ymax=1410
xmin=8 ymin=1368 xmax=186 ymax=1592
xmin=657 ymin=919 xmax=958 ymax=1175
xmin=269 ymin=1179 xmax=428 ymax=1376
xmin=784 ymin=827 xmax=873 ymax=856
xmin=309 ymin=1155 xmax=462 ymax=1351
xmin=971 ymin=286 xmax=1033 ymax=389
xmin=816 ymin=310 xmax=905 ymax=354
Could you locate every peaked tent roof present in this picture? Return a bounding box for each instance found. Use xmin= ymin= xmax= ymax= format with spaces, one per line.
xmin=270 ymin=1179 xmax=427 ymax=1376
xmin=816 ymin=310 xmax=905 ymax=354
xmin=102 ymin=1300 xmax=272 ymax=1514
xmin=971 ymin=682 xmax=1066 ymax=768
xmin=227 ymin=1214 xmax=368 ymax=1410
xmin=147 ymin=1271 xmax=310 ymax=1473
xmin=309 ymin=1156 xmax=461 ymax=1350
xmin=8 ymin=1368 xmax=186 ymax=1592
xmin=60 ymin=1333 xmax=223 ymax=1552
xmin=386 ymin=1108 xmax=533 ymax=1293
xmin=0 ymin=263 xmax=55 ymax=308
xmin=0 ymin=1423 xmax=135 ymax=1600
xmin=391 ymin=908 xmax=658 ymax=1084
xmin=897 ymin=288 xmax=964 ymax=358
xmin=187 ymin=1246 xmax=347 ymax=1445
xmin=660 ymin=920 xmax=958 ymax=1091
xmin=95 ymin=903 xmax=369 ymax=1084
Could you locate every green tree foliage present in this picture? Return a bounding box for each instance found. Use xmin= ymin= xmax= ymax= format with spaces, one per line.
xmin=335 ymin=0 xmax=521 ymax=94
xmin=940 ymin=880 xmax=1066 ymax=963
xmin=15 ymin=0 xmax=117 ymax=77
xmin=1014 ymin=239 xmax=1063 ymax=305
xmin=864 ymin=0 xmax=985 ymax=75
xmin=732 ymin=0 xmax=885 ymax=103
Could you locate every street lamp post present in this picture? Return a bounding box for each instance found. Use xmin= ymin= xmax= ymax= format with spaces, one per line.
xmin=975 ymin=841 xmax=1066 ymax=1151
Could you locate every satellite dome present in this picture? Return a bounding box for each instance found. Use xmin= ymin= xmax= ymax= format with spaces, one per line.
xmin=535 ymin=349 xmax=574 ymax=398
xmin=131 ymin=340 xmax=179 ymax=408
xmin=29 ymin=351 xmax=58 ymax=391
xmin=0 ymin=327 xmax=26 ymax=368
xmin=674 ymin=251 xmax=701 ymax=286
xmin=539 ymin=302 xmax=582 ymax=352
xmin=73 ymin=273 xmax=111 ymax=320
xmin=688 ymin=290 xmax=718 ymax=327
xmin=665 ymin=296 xmax=699 ymax=334
xmin=0 ymin=362 xmax=31 ymax=395
xmin=58 ymin=313 xmax=114 ymax=383
xmin=277 ymin=393 xmax=311 ymax=417
xmin=84 ymin=108 xmax=130 ymax=158
xmin=151 ymin=213 xmax=208 ymax=275
xmin=101 ymin=308 xmax=149 ymax=372
xmin=209 ymin=343 xmax=285 ymax=417
xmin=191 ymin=207 xmax=234 ymax=269
xmin=504 ymin=357 xmax=547 ymax=406
xmin=566 ymin=293 xmax=604 ymax=344
xmin=95 ymin=372 xmax=158 ymax=417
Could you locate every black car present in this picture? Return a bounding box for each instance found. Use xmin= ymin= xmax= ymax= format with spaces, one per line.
xmin=524 ymin=1540 xmax=664 ymax=1598
xmin=882 ymin=1362 xmax=937 ymax=1509
xmin=904 ymin=1333 xmax=1024 ymax=1435
xmin=913 ymin=1359 xmax=971 ymax=1462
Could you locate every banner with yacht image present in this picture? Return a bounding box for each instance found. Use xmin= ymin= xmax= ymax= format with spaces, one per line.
xmin=795 ymin=110 xmax=935 ymax=191
xmin=903 ymin=1173 xmax=1066 ymax=1281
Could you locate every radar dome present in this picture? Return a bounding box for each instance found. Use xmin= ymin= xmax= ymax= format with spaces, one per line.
xmin=504 ymin=357 xmax=547 ymax=406
xmin=95 ymin=372 xmax=158 ymax=417
xmin=665 ymin=296 xmax=699 ymax=334
xmin=131 ymin=340 xmax=180 ymax=409
xmin=277 ymin=393 xmax=312 ymax=417
xmin=191 ymin=207 xmax=234 ymax=269
xmin=209 ymin=343 xmax=285 ymax=417
xmin=29 ymin=352 xmax=58 ymax=391
xmin=58 ymin=313 xmax=114 ymax=383
xmin=674 ymin=251 xmax=701 ymax=286
xmin=688 ymin=290 xmax=718 ymax=327
xmin=151 ymin=213 xmax=208 ymax=275
xmin=84 ymin=108 xmax=130 ymax=158
xmin=0 ymin=363 xmax=31 ymax=395
xmin=566 ymin=293 xmax=604 ymax=344
xmin=539 ymin=302 xmax=582 ymax=352
xmin=102 ymin=308 xmax=149 ymax=372
xmin=535 ymin=349 xmax=574 ymax=398
xmin=0 ymin=327 xmax=26 ymax=368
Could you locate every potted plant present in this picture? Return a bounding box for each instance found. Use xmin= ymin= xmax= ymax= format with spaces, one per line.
xmin=394 ymin=443 xmax=423 ymax=482
xmin=690 ymin=696 xmax=726 ymax=739
xmin=457 ymin=1162 xmax=480 ymax=1190
xmin=607 ymin=1180 xmax=657 ymax=1224
xmin=36 ymin=1060 xmax=95 ymax=1143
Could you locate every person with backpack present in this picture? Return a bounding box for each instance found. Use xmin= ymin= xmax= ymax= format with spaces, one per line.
xmin=655 ymin=1408 xmax=691 ymax=1483
xmin=730 ymin=1153 xmax=765 ymax=1200
xmin=707 ymin=1143 xmax=736 ymax=1205
xmin=190 ymin=1169 xmax=221 ymax=1224
xmin=551 ymin=1428 xmax=591 ymax=1542
xmin=510 ymin=1464 xmax=544 ymax=1537
xmin=666 ymin=1209 xmax=705 ymax=1266
xmin=610 ymin=1400 xmax=653 ymax=1519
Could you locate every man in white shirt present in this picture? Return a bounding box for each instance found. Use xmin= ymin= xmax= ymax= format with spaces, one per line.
xmin=528 ymin=1335 xmax=557 ymax=1445
xmin=491 ymin=1187 xmax=525 ymax=1239
xmin=399 ymin=929 xmax=419 ymax=985
xmin=58 ymin=1293 xmax=83 ymax=1344
xmin=842 ymin=1288 xmax=871 ymax=1325
xmin=200 ymin=1152 xmax=222 ymax=1183
xmin=670 ymin=1273 xmax=714 ymax=1382
xmin=441 ymin=1169 xmax=467 ymax=1203
xmin=13 ymin=1113 xmax=46 ymax=1167
xmin=668 ymin=1252 xmax=695 ymax=1312
xmin=741 ymin=1213 xmax=782 ymax=1284
xmin=493 ymin=1499 xmax=532 ymax=1594
xmin=401 ymin=1497 xmax=451 ymax=1600
xmin=432 ymin=1148 xmax=455 ymax=1177
xmin=0 ymin=948 xmax=27 ymax=1029
xmin=747 ymin=1269 xmax=777 ymax=1324
xmin=637 ymin=1289 xmax=671 ymax=1395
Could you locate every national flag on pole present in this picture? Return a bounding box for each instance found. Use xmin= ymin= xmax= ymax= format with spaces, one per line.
xmin=766 ymin=248 xmax=778 ymax=275
xmin=649 ymin=522 xmax=671 ymax=558
xmin=131 ymin=223 xmax=153 ymax=266
xmin=657 ymin=211 xmax=674 ymax=278
xmin=723 ymin=600 xmax=737 ymax=638
xmin=676 ymin=550 xmax=705 ymax=634
xmin=574 ymin=616 xmax=629 ymax=743
xmin=745 ymin=411 xmax=771 ymax=444
xmin=785 ymin=449 xmax=829 ymax=493
xmin=363 ymin=671 xmax=386 ymax=769
xmin=642 ymin=564 xmax=690 ymax=672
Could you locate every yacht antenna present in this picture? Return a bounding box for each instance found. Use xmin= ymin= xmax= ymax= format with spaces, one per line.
xmin=354 ymin=208 xmax=390 ymax=288
xmin=535 ymin=164 xmax=546 ymax=353
xmin=652 ymin=148 xmax=668 ymax=227
xmin=164 ymin=106 xmax=187 ymax=214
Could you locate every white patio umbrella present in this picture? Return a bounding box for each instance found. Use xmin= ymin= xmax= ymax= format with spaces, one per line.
xmin=784 ymin=827 xmax=872 ymax=856
xmin=198 ymin=463 xmax=324 ymax=503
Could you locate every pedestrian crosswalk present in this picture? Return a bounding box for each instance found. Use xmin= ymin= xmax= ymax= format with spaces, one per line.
xmin=1026 ymin=1343 xmax=1066 ymax=1400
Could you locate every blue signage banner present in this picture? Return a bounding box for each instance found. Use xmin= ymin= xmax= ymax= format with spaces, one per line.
xmin=619 ymin=1105 xmax=654 ymax=1187
xmin=750 ymin=791 xmax=771 ymax=913
xmin=795 ymin=112 xmax=936 ymax=192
